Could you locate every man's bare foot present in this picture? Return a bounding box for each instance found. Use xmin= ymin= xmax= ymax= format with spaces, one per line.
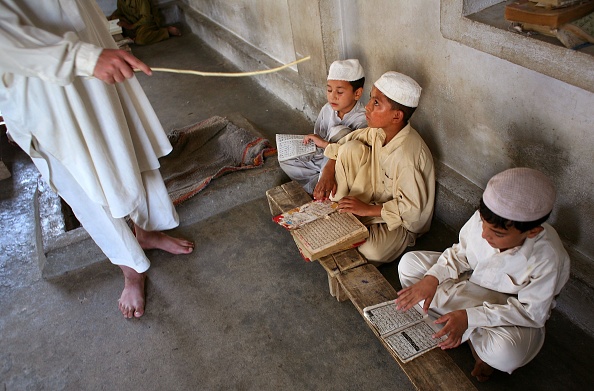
xmin=167 ymin=26 xmax=181 ymax=37
xmin=469 ymin=341 xmax=495 ymax=382
xmin=118 ymin=265 xmax=146 ymax=318
xmin=134 ymin=225 xmax=194 ymax=254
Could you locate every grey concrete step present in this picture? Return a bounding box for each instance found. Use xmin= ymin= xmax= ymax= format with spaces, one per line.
xmin=33 ymin=155 xmax=287 ymax=279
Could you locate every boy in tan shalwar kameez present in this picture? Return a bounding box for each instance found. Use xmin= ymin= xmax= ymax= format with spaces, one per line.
xmin=314 ymin=71 xmax=435 ymax=265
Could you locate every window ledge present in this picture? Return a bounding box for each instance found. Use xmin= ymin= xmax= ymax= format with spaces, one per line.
xmin=441 ymin=0 xmax=594 ymax=93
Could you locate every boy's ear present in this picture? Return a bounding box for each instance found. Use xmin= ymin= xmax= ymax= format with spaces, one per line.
xmin=526 ymin=225 xmax=544 ymax=238
xmin=391 ymin=108 xmax=404 ymax=123
xmin=354 ymin=87 xmax=363 ymax=100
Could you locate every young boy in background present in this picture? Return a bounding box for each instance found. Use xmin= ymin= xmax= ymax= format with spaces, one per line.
xmin=315 ymin=71 xmax=435 ymax=265
xmin=110 ymin=0 xmax=181 ymax=45
xmin=396 ymin=168 xmax=570 ymax=382
xmin=279 ymin=59 xmax=367 ymax=194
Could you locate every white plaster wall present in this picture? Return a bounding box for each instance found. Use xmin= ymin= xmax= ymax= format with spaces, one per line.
xmin=96 ymin=0 xmax=116 ymax=16
xmin=184 ymin=0 xmax=296 ymax=66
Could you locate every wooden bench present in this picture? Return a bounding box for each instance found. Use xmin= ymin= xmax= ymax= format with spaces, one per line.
xmin=266 ymin=181 xmax=477 ymax=391
xmin=266 ymin=181 xmax=367 ymax=300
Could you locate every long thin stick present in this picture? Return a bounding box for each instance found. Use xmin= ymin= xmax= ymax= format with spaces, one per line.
xmin=136 ymin=56 xmax=311 ymax=77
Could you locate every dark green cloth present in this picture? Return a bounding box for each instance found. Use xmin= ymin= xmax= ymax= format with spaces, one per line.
xmin=111 ymin=0 xmax=169 ymax=45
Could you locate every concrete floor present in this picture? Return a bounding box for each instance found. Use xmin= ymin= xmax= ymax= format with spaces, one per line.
xmin=1 ymin=32 xmax=594 ymax=390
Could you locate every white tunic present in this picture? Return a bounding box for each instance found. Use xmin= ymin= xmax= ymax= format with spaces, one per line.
xmin=313 ymin=100 xmax=367 ymax=143
xmin=425 ymin=211 xmax=571 ymax=329
xmin=0 ymin=0 xmax=172 ymax=218
xmin=279 ymin=100 xmax=366 ymax=193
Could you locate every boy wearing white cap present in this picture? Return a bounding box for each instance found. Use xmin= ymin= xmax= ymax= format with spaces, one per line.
xmin=279 ymin=59 xmax=367 ymax=193
xmin=315 ymin=71 xmax=435 ymax=265
xmin=396 ymin=168 xmax=570 ymax=382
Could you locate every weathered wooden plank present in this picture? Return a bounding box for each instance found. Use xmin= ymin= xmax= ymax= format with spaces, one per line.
xmin=266 ymin=181 xmax=313 ymax=216
xmin=337 ymin=264 xmax=398 ymax=310
xmin=505 ymin=0 xmax=594 ymax=28
xmin=333 ymin=248 xmax=367 ymax=272
xmin=318 ymin=254 xmax=340 ymax=277
xmin=338 ymin=265 xmax=476 ymax=391
xmin=281 ymin=180 xmax=312 ymax=206
xmin=327 ymin=273 xmax=348 ymax=302
xmin=320 ymin=251 xmax=362 ymax=301
xmin=266 ymin=186 xmax=294 ymax=215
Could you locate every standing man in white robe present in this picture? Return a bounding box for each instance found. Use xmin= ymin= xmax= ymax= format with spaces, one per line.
xmin=0 ymin=0 xmax=194 ymax=318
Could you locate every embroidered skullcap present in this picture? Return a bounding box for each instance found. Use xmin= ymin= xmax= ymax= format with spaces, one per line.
xmin=327 ymin=59 xmax=365 ymax=81
xmin=374 ymin=71 xmax=422 ymax=108
xmin=483 ymin=168 xmax=556 ymax=222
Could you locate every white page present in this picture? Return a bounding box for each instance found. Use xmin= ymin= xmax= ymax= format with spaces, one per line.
xmin=276 ymin=134 xmax=316 ymax=161
xmin=364 ymin=300 xmax=446 ymax=363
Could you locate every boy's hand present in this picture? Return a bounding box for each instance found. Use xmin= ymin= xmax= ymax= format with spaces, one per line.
xmin=94 ymin=49 xmax=152 ymax=84
xmin=314 ymin=174 xmax=336 ymax=200
xmin=433 ymin=310 xmax=468 ymax=350
xmin=314 ymin=159 xmax=337 ymax=200
xmin=117 ymin=18 xmax=134 ymax=30
xmin=303 ymin=134 xmax=328 ymax=149
xmin=396 ymin=275 xmax=439 ymax=313
xmin=337 ymin=196 xmax=381 ymax=217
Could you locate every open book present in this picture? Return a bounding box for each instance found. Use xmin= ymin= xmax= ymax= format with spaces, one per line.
xmin=276 ymin=134 xmax=317 ymax=161
xmin=363 ymin=301 xmax=446 ymax=363
xmin=273 ymin=200 xmax=369 ymax=261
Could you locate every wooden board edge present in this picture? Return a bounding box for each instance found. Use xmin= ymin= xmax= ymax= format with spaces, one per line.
xmin=338 ymin=265 xmax=477 ymax=391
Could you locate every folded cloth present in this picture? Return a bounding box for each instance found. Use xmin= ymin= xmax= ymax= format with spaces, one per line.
xmin=557 ymin=11 xmax=594 ymax=48
xmin=159 ymin=115 xmax=274 ymax=205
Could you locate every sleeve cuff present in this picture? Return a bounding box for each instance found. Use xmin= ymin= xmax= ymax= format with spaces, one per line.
xmin=324 ymin=143 xmax=340 ymax=160
xmin=74 ymin=42 xmax=102 ymax=77
xmin=466 ymin=306 xmax=488 ymax=328
xmin=425 ymin=264 xmax=452 ymax=284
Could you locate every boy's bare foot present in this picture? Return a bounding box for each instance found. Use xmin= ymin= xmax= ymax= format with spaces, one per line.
xmin=469 ymin=341 xmax=494 ymax=382
xmin=118 ymin=265 xmax=146 ymax=318
xmin=471 ymin=359 xmax=494 ymax=382
xmin=167 ymin=26 xmax=181 ymax=37
xmin=134 ymin=225 xmax=194 ymax=254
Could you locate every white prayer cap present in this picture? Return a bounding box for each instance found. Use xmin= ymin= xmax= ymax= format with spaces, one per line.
xmin=327 ymin=59 xmax=365 ymax=81
xmin=483 ymin=168 xmax=556 ymax=222
xmin=374 ymin=71 xmax=422 ymax=108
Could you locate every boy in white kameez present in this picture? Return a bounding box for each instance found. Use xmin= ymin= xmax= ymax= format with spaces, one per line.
xmin=396 ymin=168 xmax=570 ymax=382
xmin=279 ymin=59 xmax=367 ymax=194
xmin=315 ymin=71 xmax=435 ymax=265
xmin=0 ymin=0 xmax=194 ymax=319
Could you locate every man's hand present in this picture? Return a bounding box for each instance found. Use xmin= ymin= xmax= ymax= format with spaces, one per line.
xmin=433 ymin=310 xmax=468 ymax=350
xmin=303 ymin=134 xmax=328 ymax=149
xmin=395 ymin=275 xmax=439 ymax=313
xmin=313 ymin=159 xmax=337 ymax=200
xmin=93 ymin=49 xmax=151 ymax=84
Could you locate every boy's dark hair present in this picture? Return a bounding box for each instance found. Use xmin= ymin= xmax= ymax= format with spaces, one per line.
xmin=386 ymin=97 xmax=416 ymax=123
xmin=479 ymin=198 xmax=550 ymax=233
xmin=349 ymin=77 xmax=365 ymax=93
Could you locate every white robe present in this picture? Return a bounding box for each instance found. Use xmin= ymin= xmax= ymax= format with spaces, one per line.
xmin=398 ymin=211 xmax=571 ymax=372
xmin=0 ymin=0 xmax=172 ymax=218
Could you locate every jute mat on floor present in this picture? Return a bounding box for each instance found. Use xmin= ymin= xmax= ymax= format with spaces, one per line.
xmin=159 ymin=114 xmax=275 ymax=205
